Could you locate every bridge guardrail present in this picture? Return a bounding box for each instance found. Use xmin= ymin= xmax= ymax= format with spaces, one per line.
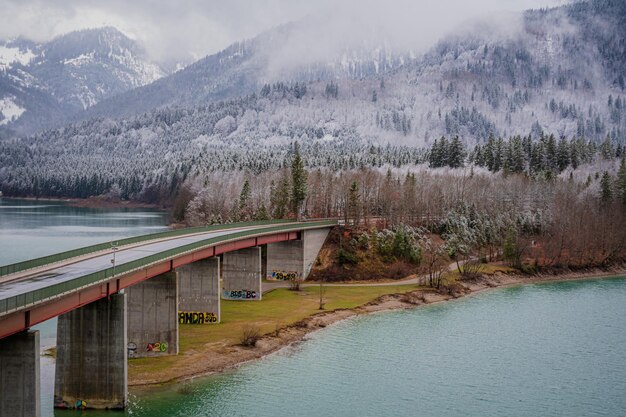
xmin=0 ymin=219 xmax=294 ymax=278
xmin=0 ymin=220 xmax=337 ymax=316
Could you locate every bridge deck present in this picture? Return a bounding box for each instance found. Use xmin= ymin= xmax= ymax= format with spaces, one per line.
xmin=0 ymin=220 xmax=336 ymax=328
xmin=0 ymin=225 xmax=266 ymax=300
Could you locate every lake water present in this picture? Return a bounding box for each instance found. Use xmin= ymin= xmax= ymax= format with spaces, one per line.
xmin=0 ymin=198 xmax=169 ymax=415
xmin=62 ymin=276 xmax=625 ymax=417
xmin=2 ymin=199 xmax=625 ymax=417
xmin=0 ymin=198 xmax=169 ymax=265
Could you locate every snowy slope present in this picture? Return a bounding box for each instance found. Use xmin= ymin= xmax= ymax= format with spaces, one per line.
xmin=0 ymin=27 xmax=167 ymax=136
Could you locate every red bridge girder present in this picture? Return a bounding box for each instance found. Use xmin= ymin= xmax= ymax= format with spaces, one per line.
xmin=0 ymin=231 xmax=300 ymax=339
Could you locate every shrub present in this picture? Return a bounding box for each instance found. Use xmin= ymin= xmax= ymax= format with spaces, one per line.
xmin=337 ymin=247 xmax=359 ymax=265
xmin=373 ymin=226 xmax=422 ymax=265
xmin=240 ymin=325 xmax=261 ymax=347
xmin=288 ymin=277 xmax=303 ymax=291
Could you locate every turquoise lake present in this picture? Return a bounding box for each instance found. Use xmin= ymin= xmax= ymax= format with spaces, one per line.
xmin=80 ymin=277 xmax=625 ymax=417
xmin=1 ymin=199 xmax=625 ymax=417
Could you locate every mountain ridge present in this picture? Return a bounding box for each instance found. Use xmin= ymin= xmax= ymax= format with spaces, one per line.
xmin=0 ymin=27 xmax=167 ymax=136
xmin=1 ymin=0 xmax=625 ymax=201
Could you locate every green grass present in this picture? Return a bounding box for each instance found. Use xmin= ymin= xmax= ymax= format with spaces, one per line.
xmin=129 ymin=284 xmax=423 ymax=379
xmin=179 ymin=284 xmax=423 ymax=351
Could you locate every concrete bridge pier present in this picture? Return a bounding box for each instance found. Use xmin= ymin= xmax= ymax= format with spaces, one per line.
xmin=54 ymin=293 xmax=127 ymax=410
xmin=222 ymin=247 xmax=262 ymax=300
xmin=127 ymin=271 xmax=179 ymax=358
xmin=178 ymin=258 xmax=221 ymax=323
xmin=0 ymin=330 xmax=40 ymax=417
xmin=267 ymin=229 xmax=329 ymax=281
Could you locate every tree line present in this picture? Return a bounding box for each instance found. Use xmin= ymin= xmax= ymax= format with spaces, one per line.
xmin=182 ymin=140 xmax=626 ymax=273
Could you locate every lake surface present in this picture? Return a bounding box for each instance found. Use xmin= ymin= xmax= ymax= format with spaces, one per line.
xmin=0 ymin=198 xmax=168 ymax=265
xmin=58 ymin=276 xmax=624 ymax=417
xmin=2 ymin=199 xmax=625 ymax=417
xmin=0 ymin=198 xmax=169 ymax=415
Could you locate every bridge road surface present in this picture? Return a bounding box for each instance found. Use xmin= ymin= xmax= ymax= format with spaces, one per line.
xmin=0 ymin=222 xmax=293 ymax=304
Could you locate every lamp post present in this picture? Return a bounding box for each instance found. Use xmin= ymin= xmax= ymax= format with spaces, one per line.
xmin=110 ymin=241 xmax=119 ymax=276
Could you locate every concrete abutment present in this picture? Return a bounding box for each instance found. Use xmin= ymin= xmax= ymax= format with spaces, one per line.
xmin=267 ymin=228 xmax=330 ymax=281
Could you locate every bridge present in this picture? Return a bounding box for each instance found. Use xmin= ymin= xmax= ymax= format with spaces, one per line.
xmin=0 ymin=219 xmax=336 ymax=416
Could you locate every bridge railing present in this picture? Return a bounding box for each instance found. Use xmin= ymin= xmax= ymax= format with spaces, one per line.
xmin=0 ymin=220 xmax=337 ymax=316
xmin=0 ymin=219 xmax=294 ymax=278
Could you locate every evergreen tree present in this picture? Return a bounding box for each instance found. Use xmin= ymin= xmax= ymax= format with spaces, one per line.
xmin=239 ymin=179 xmax=251 ymax=213
xmin=270 ymin=174 xmax=290 ymax=219
xmin=428 ymin=138 xmax=441 ymax=168
xmin=600 ymin=171 xmax=613 ymax=203
xmin=347 ymin=181 xmax=360 ymax=225
xmin=569 ymin=138 xmax=581 ymax=169
xmin=545 ymin=134 xmax=557 ymax=172
xmin=617 ymin=159 xmax=626 ymax=206
xmin=402 ymin=172 xmax=417 ymax=223
xmin=448 ymin=136 xmax=466 ymax=168
xmin=600 ymin=136 xmax=615 ymax=160
xmin=254 ymin=203 xmax=271 ymax=220
xmin=484 ymin=135 xmax=497 ymax=171
xmin=556 ymin=137 xmax=570 ymax=172
xmin=291 ymin=142 xmax=308 ymax=219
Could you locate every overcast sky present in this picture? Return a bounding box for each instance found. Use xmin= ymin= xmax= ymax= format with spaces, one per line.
xmin=0 ymin=0 xmax=569 ymax=63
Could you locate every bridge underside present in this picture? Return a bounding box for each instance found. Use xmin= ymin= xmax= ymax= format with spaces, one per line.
xmin=0 ymin=231 xmax=300 ymax=340
xmin=0 ymin=224 xmax=333 ymax=413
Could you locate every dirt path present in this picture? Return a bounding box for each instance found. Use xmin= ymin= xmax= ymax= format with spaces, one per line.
xmin=262 ymin=258 xmax=469 ymax=292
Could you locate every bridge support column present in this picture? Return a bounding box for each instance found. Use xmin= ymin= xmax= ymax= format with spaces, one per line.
xmin=127 ymin=271 xmax=178 ymax=358
xmin=0 ymin=330 xmax=40 ymax=417
xmin=178 ymin=258 xmax=220 ymax=324
xmin=222 ymin=247 xmax=262 ymax=300
xmin=54 ymin=293 xmax=127 ymax=410
xmin=267 ymin=229 xmax=329 ymax=281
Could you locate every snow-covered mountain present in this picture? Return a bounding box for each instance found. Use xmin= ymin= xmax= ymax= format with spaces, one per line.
xmin=77 ymin=0 xmax=625 ymax=140
xmin=79 ymin=21 xmax=414 ymax=121
xmin=1 ymin=0 xmax=626 ymax=201
xmin=0 ymin=27 xmax=167 ymax=135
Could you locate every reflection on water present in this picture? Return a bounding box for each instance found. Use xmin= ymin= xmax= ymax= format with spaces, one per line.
xmin=0 ymin=198 xmax=170 ymax=416
xmin=0 ymin=198 xmax=169 ymax=265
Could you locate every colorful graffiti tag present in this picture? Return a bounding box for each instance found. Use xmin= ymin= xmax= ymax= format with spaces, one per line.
xmin=127 ymin=342 xmax=138 ymax=358
xmin=268 ymin=270 xmax=299 ymax=281
xmin=223 ymin=289 xmax=258 ymax=300
xmin=178 ymin=311 xmax=218 ymax=324
xmin=146 ymin=342 xmax=168 ymax=352
xmin=74 ymin=400 xmax=87 ymax=409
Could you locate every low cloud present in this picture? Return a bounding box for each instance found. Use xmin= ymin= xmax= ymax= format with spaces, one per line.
xmin=0 ymin=0 xmax=570 ymax=64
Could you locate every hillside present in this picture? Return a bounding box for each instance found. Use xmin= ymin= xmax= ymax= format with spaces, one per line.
xmin=0 ymin=27 xmax=166 ymax=136
xmin=0 ymin=0 xmax=625 ymax=201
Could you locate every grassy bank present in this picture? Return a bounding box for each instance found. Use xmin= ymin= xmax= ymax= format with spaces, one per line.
xmin=129 ymin=284 xmax=423 ymax=384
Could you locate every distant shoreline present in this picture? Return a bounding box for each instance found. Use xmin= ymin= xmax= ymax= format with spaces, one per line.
xmin=128 ymin=265 xmax=626 ymax=390
xmin=1 ymin=195 xmax=163 ymax=210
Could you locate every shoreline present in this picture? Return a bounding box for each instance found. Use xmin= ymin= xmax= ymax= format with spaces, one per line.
xmin=1 ymin=195 xmax=163 ymax=210
xmin=128 ymin=265 xmax=626 ymax=390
